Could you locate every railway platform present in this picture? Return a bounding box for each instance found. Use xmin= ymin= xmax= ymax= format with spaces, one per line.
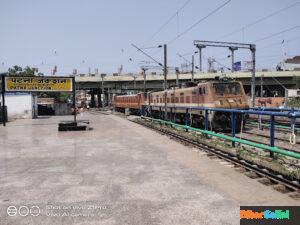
xmin=0 ymin=112 xmax=299 ymax=225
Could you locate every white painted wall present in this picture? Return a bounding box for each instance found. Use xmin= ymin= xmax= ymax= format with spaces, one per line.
xmin=0 ymin=93 xmax=35 ymax=119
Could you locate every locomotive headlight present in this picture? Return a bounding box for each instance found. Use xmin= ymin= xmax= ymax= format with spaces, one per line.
xmin=228 ymin=99 xmax=235 ymax=103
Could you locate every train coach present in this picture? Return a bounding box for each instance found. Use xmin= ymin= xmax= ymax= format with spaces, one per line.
xmin=113 ymin=78 xmax=249 ymax=131
xmin=113 ymin=92 xmax=145 ymax=114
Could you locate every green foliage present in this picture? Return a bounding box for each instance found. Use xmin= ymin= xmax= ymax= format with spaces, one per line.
xmin=287 ymin=98 xmax=300 ymax=108
xmin=38 ymin=92 xmax=71 ymax=103
xmin=7 ymin=65 xmax=39 ymax=77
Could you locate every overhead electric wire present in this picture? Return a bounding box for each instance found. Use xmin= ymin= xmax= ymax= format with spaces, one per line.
xmin=214 ymin=59 xmax=231 ymax=70
xmin=177 ymin=53 xmax=191 ymax=64
xmin=131 ymin=44 xmax=163 ymax=66
xmin=219 ymin=2 xmax=300 ymax=39
xmin=259 ymin=36 xmax=300 ymax=49
xmin=253 ymin=25 xmax=300 ymax=42
xmin=145 ymin=0 xmax=192 ymax=44
xmin=167 ymin=0 xmax=232 ymax=45
xmin=127 ymin=0 xmax=192 ymax=70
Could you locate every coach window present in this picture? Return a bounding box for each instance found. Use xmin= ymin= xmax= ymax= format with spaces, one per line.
xmin=203 ymin=87 xmax=206 ymax=95
xmin=186 ymin=96 xmax=190 ymax=103
xmin=192 ymin=91 xmax=197 ymax=103
xmin=180 ymin=93 xmax=184 ymax=103
xmin=199 ymin=88 xmax=202 ymax=95
xmin=171 ymin=94 xmax=174 ymax=103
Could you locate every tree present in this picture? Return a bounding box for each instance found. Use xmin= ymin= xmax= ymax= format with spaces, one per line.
xmin=7 ymin=65 xmax=37 ymax=76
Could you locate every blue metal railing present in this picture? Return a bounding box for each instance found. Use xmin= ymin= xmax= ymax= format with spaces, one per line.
xmin=143 ymin=105 xmax=300 ymax=157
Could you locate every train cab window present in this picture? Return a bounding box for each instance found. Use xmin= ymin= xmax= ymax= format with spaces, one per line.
xmin=203 ymin=87 xmax=206 ymax=95
xmin=228 ymin=83 xmax=241 ymax=95
xmin=199 ymin=88 xmax=202 ymax=95
xmin=213 ymin=83 xmax=226 ymax=95
xmin=213 ymin=82 xmax=241 ymax=95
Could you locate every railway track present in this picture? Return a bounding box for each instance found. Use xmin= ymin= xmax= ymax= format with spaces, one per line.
xmin=224 ymin=131 xmax=300 ymax=154
xmin=130 ymin=118 xmax=300 ymax=199
xmin=242 ymin=130 xmax=300 ymax=145
xmin=247 ymin=118 xmax=300 ymax=129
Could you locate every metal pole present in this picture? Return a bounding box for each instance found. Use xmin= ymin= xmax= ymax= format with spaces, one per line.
xmin=231 ymin=112 xmax=236 ymax=147
xmin=258 ymin=74 xmax=263 ymax=130
xmin=175 ymin=68 xmax=179 ymax=86
xmin=2 ymin=75 xmax=6 ymax=126
xmin=229 ymin=47 xmax=238 ymax=72
xmin=196 ymin=45 xmax=206 ymax=72
xmin=101 ymin=76 xmax=104 ymax=108
xmin=191 ymin=55 xmax=194 ymax=82
xmin=72 ymin=76 xmax=77 ymax=123
xmin=250 ymin=45 xmax=256 ymax=107
xmin=108 ymin=87 xmax=110 ymax=107
xmin=231 ymin=49 xmax=234 ymax=72
xmin=260 ymin=75 xmax=263 ymax=97
xmin=143 ymin=68 xmax=146 ymax=93
xmin=270 ymin=115 xmax=275 ymax=158
xmin=199 ymin=48 xmax=202 ymax=72
xmin=133 ymin=76 xmax=136 ymax=89
xmin=284 ymin=88 xmax=288 ymax=108
xmin=163 ymin=44 xmax=168 ymax=120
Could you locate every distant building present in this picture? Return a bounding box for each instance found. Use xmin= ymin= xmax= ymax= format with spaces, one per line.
xmin=277 ymin=56 xmax=300 ymax=71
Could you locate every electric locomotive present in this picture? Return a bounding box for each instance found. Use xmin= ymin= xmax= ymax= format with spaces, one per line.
xmin=147 ymin=78 xmax=249 ymax=131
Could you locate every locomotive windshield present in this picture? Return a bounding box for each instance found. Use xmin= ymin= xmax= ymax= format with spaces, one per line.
xmin=213 ymin=82 xmax=241 ymax=95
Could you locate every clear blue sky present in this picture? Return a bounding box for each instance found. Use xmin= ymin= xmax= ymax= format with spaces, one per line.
xmin=0 ymin=0 xmax=300 ymax=75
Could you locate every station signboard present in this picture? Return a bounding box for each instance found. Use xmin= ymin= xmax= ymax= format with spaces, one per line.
xmin=4 ymin=76 xmax=73 ymax=92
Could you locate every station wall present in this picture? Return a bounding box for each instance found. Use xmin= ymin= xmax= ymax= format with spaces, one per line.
xmin=0 ymin=93 xmax=38 ymax=119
